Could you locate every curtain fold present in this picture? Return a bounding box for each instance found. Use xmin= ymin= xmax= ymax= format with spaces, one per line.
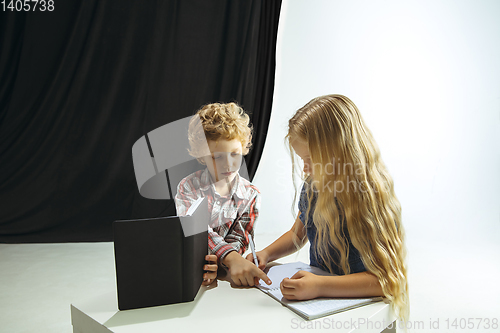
xmin=0 ymin=0 xmax=281 ymax=243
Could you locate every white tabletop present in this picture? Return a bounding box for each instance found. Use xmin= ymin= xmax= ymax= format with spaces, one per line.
xmin=71 ymin=268 xmax=395 ymax=333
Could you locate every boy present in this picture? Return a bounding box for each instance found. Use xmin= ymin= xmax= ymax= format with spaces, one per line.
xmin=175 ymin=102 xmax=271 ymax=287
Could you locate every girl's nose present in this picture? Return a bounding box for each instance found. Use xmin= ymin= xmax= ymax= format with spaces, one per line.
xmin=303 ymin=163 xmax=310 ymax=174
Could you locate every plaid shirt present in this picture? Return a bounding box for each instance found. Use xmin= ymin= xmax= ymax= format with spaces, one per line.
xmin=174 ymin=168 xmax=260 ymax=263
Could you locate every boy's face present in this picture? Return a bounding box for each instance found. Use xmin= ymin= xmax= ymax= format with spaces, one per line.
xmin=202 ymin=139 xmax=243 ymax=184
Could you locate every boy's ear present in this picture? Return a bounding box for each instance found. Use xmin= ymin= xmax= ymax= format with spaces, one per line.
xmin=243 ymin=138 xmax=252 ymax=154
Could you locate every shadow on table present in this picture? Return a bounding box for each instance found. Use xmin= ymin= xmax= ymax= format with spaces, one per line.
xmin=103 ymin=281 xmax=218 ymax=327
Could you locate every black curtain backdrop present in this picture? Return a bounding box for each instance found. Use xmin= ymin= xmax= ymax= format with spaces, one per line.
xmin=0 ymin=0 xmax=281 ymax=243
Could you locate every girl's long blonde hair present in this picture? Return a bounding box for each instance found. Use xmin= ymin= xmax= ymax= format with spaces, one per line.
xmin=287 ymin=94 xmax=409 ymax=322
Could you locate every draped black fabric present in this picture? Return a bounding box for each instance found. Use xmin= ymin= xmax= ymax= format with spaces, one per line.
xmin=0 ymin=0 xmax=281 ymax=243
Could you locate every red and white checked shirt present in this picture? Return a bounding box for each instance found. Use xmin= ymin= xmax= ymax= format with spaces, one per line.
xmin=174 ymin=168 xmax=261 ymax=263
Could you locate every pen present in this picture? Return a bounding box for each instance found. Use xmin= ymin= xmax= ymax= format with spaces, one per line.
xmin=248 ymin=234 xmax=259 ymax=267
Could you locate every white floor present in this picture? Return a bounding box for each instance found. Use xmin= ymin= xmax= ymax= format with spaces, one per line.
xmin=1 ymin=232 xmax=499 ymax=333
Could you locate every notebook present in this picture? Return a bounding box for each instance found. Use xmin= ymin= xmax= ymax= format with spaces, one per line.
xmin=257 ymin=261 xmax=383 ymax=320
xmin=113 ymin=197 xmax=209 ymax=310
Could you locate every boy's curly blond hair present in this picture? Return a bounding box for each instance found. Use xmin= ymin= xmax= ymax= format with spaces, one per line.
xmin=188 ymin=102 xmax=253 ymax=164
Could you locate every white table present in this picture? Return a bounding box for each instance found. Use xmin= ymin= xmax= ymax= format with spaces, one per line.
xmin=71 ymin=269 xmax=396 ymax=333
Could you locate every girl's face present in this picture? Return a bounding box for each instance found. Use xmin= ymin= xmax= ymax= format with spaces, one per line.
xmin=202 ymin=139 xmax=243 ymax=184
xmin=291 ymin=139 xmax=312 ymax=175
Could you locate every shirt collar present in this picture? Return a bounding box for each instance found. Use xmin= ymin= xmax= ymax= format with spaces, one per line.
xmin=200 ymin=168 xmax=245 ymax=200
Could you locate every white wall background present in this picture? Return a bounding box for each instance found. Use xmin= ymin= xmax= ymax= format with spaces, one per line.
xmin=253 ymin=0 xmax=500 ymax=331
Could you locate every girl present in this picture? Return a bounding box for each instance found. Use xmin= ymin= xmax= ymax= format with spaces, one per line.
xmin=248 ymin=94 xmax=409 ymax=322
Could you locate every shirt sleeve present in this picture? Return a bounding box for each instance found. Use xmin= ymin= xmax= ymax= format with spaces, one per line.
xmin=174 ymin=177 xmax=199 ymax=216
xmin=298 ymin=183 xmax=308 ymax=225
xmin=208 ymin=191 xmax=260 ymax=263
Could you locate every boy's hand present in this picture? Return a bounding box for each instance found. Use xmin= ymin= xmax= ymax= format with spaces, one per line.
xmin=224 ymin=252 xmax=272 ymax=287
xmin=279 ymin=270 xmax=322 ymax=300
xmin=245 ymin=250 xmax=269 ymax=271
xmin=202 ymin=254 xmax=218 ymax=286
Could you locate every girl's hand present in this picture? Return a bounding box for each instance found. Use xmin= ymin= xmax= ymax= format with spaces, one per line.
xmin=280 ymin=270 xmax=322 ymax=300
xmin=202 ymin=254 xmax=218 ymax=286
xmin=245 ymin=250 xmax=269 ymax=271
